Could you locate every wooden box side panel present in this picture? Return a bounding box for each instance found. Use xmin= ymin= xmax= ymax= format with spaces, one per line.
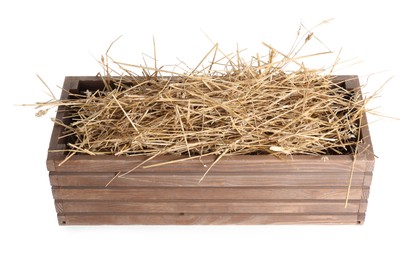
xmin=51 ymin=182 xmax=370 ymax=225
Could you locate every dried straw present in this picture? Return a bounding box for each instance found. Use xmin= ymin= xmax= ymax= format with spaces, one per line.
xmin=33 ymin=31 xmax=369 ymax=171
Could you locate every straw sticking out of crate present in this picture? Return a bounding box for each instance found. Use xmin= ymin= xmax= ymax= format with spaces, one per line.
xmin=33 ymin=36 xmax=372 ymax=165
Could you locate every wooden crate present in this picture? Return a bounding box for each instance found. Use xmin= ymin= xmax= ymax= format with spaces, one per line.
xmin=47 ymin=76 xmax=374 ymax=225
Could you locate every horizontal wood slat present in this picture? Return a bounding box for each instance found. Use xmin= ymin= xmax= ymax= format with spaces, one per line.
xmin=47 ymin=154 xmax=374 ymax=173
xmin=52 ymin=187 xmax=367 ymax=201
xmin=55 ymin=201 xmax=366 ymax=214
xmin=49 ymin=172 xmax=372 ymax=187
xmin=57 ymin=213 xmax=364 ymax=225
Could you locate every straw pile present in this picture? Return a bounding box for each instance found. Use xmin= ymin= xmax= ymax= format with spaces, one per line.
xmin=35 ymin=34 xmax=367 ymax=165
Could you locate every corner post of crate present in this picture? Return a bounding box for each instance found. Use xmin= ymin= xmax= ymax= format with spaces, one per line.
xmin=358 ymin=85 xmax=375 ymax=224
xmin=57 ymin=214 xmax=67 ymax=225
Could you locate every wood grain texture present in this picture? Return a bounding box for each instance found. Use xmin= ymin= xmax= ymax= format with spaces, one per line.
xmin=56 ymin=200 xmax=366 ymax=214
xmin=57 ymin=213 xmax=363 ymax=225
xmin=52 ymin=187 xmax=367 ymax=200
xmin=47 ymin=154 xmax=374 ymax=173
xmin=49 ymin=172 xmax=372 ymax=187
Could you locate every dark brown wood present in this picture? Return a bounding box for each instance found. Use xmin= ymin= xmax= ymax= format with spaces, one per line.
xmin=57 ymin=213 xmax=363 ymax=225
xmin=46 ymin=75 xmax=374 ymax=225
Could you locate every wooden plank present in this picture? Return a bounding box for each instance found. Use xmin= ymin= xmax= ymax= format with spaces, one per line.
xmin=359 ymin=110 xmax=375 ymax=171
xmin=47 ymin=154 xmax=373 ymax=173
xmin=57 ymin=213 xmax=362 ymax=225
xmin=332 ymin=75 xmax=359 ymax=89
xmin=358 ymin=201 xmax=368 ymax=213
xmin=49 ymin=172 xmax=372 ymax=187
xmin=52 ymin=187 xmax=366 ymax=200
xmin=361 ymin=188 xmax=370 ymax=200
xmin=56 ymin=200 xmax=365 ymax=214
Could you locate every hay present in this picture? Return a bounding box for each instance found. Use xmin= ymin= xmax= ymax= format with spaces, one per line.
xmin=33 ymin=33 xmax=369 ymax=166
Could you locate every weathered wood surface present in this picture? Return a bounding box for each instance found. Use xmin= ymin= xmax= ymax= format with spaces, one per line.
xmin=47 ymin=154 xmax=374 ymax=173
xmin=57 ymin=213 xmax=365 ymax=225
xmin=55 ymin=201 xmax=367 ymax=214
xmin=52 ymin=187 xmax=368 ymax=200
xmin=50 ymin=172 xmax=372 ymax=187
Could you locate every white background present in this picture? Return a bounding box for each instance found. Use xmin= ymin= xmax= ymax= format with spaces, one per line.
xmin=1 ymin=0 xmax=417 ymax=259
